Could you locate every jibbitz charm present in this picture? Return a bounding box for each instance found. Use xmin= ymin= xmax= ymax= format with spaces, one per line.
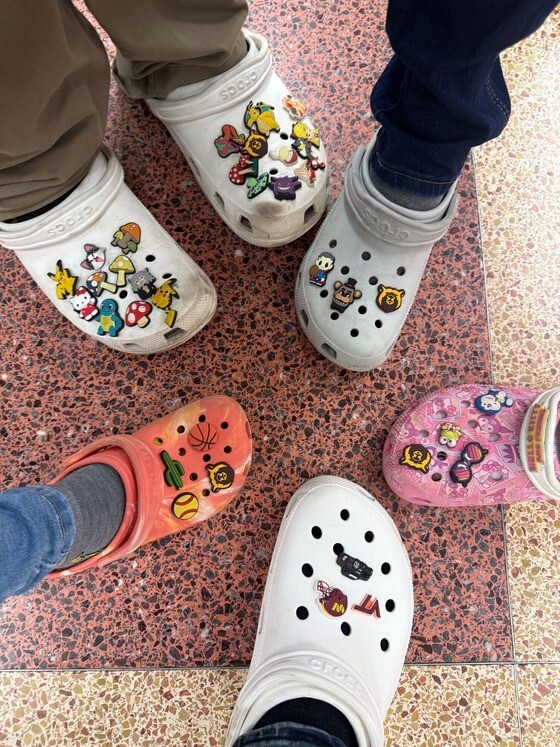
xmin=309 ymin=251 xmax=335 ymax=287
xmin=108 ymin=255 xmax=136 ymax=287
xmin=125 ymin=300 xmax=152 ymax=328
xmin=214 ymin=124 xmax=246 ymax=158
xmin=399 ymin=444 xmax=432 ymax=474
xmin=352 ymin=594 xmax=381 ymax=617
xmin=247 ymin=173 xmax=269 ymax=199
xmin=81 ymin=244 xmax=106 ymax=271
xmin=172 ymin=492 xmax=199 ymax=520
xmin=269 ymin=146 xmax=298 ymax=165
xmin=86 ymin=271 xmax=109 ymax=297
xmin=161 ymin=450 xmax=185 ymax=489
xmin=291 ymin=122 xmax=321 ymax=159
xmin=295 ymin=161 xmax=316 ymax=186
xmin=309 ymin=157 xmax=326 ymax=172
xmin=206 ymin=462 xmax=235 ymax=492
xmin=316 ymin=580 xmax=348 ymax=618
xmin=129 ymin=268 xmax=157 ymax=300
xmin=229 ymin=154 xmax=259 ymax=185
xmin=96 ymin=298 xmax=124 ymax=338
xmin=336 ymin=552 xmax=373 ymax=581
xmin=268 ymin=175 xmax=302 ymax=201
xmin=282 ymin=95 xmax=307 ymax=120
xmin=243 ymin=132 xmax=268 ymax=159
xmin=376 ymin=285 xmax=405 ymax=313
xmin=331 ymin=278 xmax=362 ymax=313
xmin=69 ymin=286 xmax=98 ymax=322
xmin=244 ymin=101 xmax=280 ymax=136
xmin=112 ymin=222 xmax=141 ymax=254
xmin=439 ymin=423 xmax=463 ymax=448
xmin=47 ymin=260 xmax=76 ymax=300
xmin=152 ymin=278 xmax=178 ymax=328
xmin=450 ymin=441 xmax=489 ymax=487
xmin=474 ymin=389 xmax=514 ymax=415
xmin=188 ymin=422 xmax=218 ymax=451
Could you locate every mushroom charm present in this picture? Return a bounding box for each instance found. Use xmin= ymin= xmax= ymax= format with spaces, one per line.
xmin=152 ymin=278 xmax=178 ymax=328
xmin=108 ymin=255 xmax=136 ymax=287
xmin=126 ymin=301 xmax=152 ymax=329
xmin=111 ymin=222 xmax=141 ymax=254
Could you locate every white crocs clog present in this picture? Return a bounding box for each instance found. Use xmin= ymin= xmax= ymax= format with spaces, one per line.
xmin=147 ymin=31 xmax=328 ymax=248
xmin=227 ymin=476 xmax=413 ymax=747
xmin=0 ymin=150 xmax=216 ymax=354
xmin=295 ymin=138 xmax=458 ymax=371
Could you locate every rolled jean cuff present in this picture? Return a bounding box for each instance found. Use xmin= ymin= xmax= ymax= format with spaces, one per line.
xmin=232 ymin=722 xmax=348 ymax=746
xmin=0 ymin=486 xmax=76 ymax=603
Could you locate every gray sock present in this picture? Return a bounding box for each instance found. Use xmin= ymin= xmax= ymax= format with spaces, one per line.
xmin=54 ymin=464 xmax=126 ymax=568
xmin=368 ymin=162 xmax=445 ymax=211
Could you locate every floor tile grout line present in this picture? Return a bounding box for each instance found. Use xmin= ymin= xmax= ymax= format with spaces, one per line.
xmin=500 ymin=502 xmax=519 ymax=664
xmin=513 ymin=663 xmax=524 ymax=747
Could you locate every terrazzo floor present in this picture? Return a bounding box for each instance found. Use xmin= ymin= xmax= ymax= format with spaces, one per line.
xmin=0 ymin=1 xmax=559 ymax=745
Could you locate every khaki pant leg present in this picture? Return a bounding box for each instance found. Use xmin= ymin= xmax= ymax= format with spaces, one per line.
xmin=85 ymin=0 xmax=248 ymax=99
xmin=0 ymin=1 xmax=110 ymax=220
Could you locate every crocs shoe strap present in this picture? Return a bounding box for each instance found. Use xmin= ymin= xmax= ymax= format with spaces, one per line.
xmin=0 ymin=148 xmax=124 ymax=251
xmin=344 ymin=146 xmax=458 ymax=249
xmin=520 ymin=387 xmax=560 ymax=500
xmin=228 ymin=651 xmax=384 ymax=747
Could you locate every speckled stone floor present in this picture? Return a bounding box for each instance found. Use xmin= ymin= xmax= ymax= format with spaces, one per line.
xmin=0 ymin=1 xmax=559 ymax=745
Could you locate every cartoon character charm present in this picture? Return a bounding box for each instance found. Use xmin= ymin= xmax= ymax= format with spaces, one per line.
xmin=282 ymin=95 xmax=307 ymax=119
xmin=450 ymin=442 xmax=489 ymax=487
xmin=474 ymin=389 xmax=514 ymax=415
xmin=309 ymin=251 xmax=335 ymax=286
xmin=269 ymin=146 xmax=299 ymax=165
xmin=268 ymin=175 xmax=302 ymax=201
xmin=316 ymin=580 xmax=348 ymax=618
xmin=111 ymin=222 xmax=141 ymax=254
xmin=152 ymin=279 xmax=178 ymax=328
xmin=331 ymin=278 xmax=362 ymax=312
xmin=47 ymin=260 xmax=76 ymax=300
xmin=294 ymin=161 xmax=316 ymax=186
xmin=439 ymin=422 xmax=463 ymax=448
xmin=242 ymin=132 xmax=268 ymax=159
xmin=128 ymin=268 xmax=157 ymax=300
xmin=214 ymin=124 xmax=246 ymax=158
xmin=246 ymin=173 xmax=269 ymax=199
xmin=69 ymin=286 xmax=98 ymax=322
xmin=96 ymin=299 xmax=124 ymax=338
xmin=399 ymin=444 xmax=432 ymax=474
xmin=244 ymin=101 xmax=280 ymax=136
xmin=376 ymin=285 xmax=405 ymax=313
xmin=206 ymin=462 xmax=235 ymax=492
xmin=80 ymin=244 xmax=106 ymax=271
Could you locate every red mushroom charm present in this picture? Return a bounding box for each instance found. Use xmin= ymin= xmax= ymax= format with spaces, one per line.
xmin=125 ymin=300 xmax=152 ymax=328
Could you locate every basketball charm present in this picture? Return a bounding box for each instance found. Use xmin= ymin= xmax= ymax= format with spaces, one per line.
xmin=172 ymin=492 xmax=199 ymax=520
xmin=188 ymin=422 xmax=218 ymax=451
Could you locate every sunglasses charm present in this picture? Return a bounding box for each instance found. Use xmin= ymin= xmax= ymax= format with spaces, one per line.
xmin=449 ymin=441 xmax=489 ymax=487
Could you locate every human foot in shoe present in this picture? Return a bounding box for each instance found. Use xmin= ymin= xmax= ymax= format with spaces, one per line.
xmin=147 ymin=31 xmax=328 ymax=247
xmin=0 ymin=149 xmax=216 ymax=353
xmin=383 ymin=384 xmax=560 ymax=506
xmin=226 ymin=475 xmax=413 ymax=747
xmin=295 ymin=136 xmax=458 ymax=371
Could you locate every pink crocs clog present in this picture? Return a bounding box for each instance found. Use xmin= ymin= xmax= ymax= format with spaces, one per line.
xmin=383 ymin=385 xmax=560 ymax=506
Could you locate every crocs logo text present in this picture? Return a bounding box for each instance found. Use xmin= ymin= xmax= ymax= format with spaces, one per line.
xmin=46 ymin=206 xmax=94 ymax=237
xmin=219 ymin=71 xmax=259 ymax=100
xmin=310 ymin=657 xmax=363 ymax=694
xmin=359 ymin=208 xmax=409 ymax=240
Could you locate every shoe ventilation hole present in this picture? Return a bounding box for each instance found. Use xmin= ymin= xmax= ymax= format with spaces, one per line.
xmin=119 ymin=290 xmax=128 ymax=299
xmin=163 ymin=273 xmax=172 ymax=279
xmin=320 ymin=290 xmax=328 ymax=298
xmin=146 ymin=254 xmax=155 ymax=262
xmin=280 ymin=132 xmax=289 ymax=140
xmin=164 ymin=327 xmax=187 ymax=342
xmin=154 ymin=437 xmax=163 ymax=446
xmin=381 ymin=562 xmax=391 ymax=575
xmin=333 ymin=543 xmax=344 ymax=555
xmin=299 ymin=309 xmax=309 ymax=327
xmin=489 ymin=433 xmax=500 ymax=442
xmin=177 ymin=425 xmax=185 ymax=434
xmin=375 ymin=320 xmax=383 ymax=328
xmin=461 ymin=400 xmax=471 ymax=407
xmin=341 ymin=622 xmax=351 ymax=636
xmin=329 ymin=240 xmax=337 ymax=248
xmin=491 ymin=472 xmax=503 ymax=481
xmin=301 ymin=563 xmax=313 ymax=577
xmin=202 ymin=489 xmax=210 ymax=497
xmin=214 ymin=192 xmax=225 ymax=209
xmin=364 ymin=531 xmax=374 ymax=543
xmin=178 ymin=448 xmax=186 ymax=456
xmin=123 ymin=342 xmax=143 ymax=351
xmin=321 ymin=343 xmax=337 ymax=360
xmin=239 ymin=216 xmax=253 ymax=232
xmin=340 ymin=266 xmax=349 ymax=275
xmin=331 ymin=312 xmax=339 ymax=321
xmin=270 ymin=168 xmax=278 ymax=175
xmin=419 ymin=429 xmax=429 ymax=437
xmin=304 ymin=206 xmax=316 ymax=224
xmin=436 ymin=410 xmax=447 ymax=419
xmin=468 ymin=419 xmax=478 ymax=428
xmin=190 ymin=473 xmax=198 ymax=481
xmin=340 ymin=509 xmax=350 ymax=520
xmin=311 ymin=525 xmax=322 ymax=539
xmin=368 ymin=276 xmax=378 ymax=285
xmin=380 ymin=638 xmax=390 ymax=652
xmin=296 ymin=606 xmax=309 ymax=620
xmin=396 ymin=267 xmax=405 ymax=276
xmin=224 ymin=445 xmax=232 ymax=453
xmin=385 ymin=599 xmax=395 ymax=612
xmin=431 ymin=473 xmax=442 ymax=482
xmin=358 ymin=306 xmax=367 ymax=315
xmin=437 ymin=451 xmax=447 ymax=460
xmin=350 ymin=329 xmax=359 ymax=337
xmin=203 ymin=454 xmax=211 ymax=463
xmin=221 ymin=421 xmax=228 ymax=429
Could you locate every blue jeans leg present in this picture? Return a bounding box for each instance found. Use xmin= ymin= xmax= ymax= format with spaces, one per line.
xmin=0 ymin=486 xmax=75 ymax=604
xmin=232 ymin=722 xmax=348 ymax=747
xmin=370 ymin=0 xmax=559 ymax=196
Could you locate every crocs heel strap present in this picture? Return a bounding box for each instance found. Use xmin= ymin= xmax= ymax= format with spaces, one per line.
xmin=227 ymin=651 xmax=384 ymax=747
xmin=520 ymin=387 xmax=560 ymax=500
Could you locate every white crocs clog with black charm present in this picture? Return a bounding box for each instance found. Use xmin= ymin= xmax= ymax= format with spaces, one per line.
xmin=147 ymin=31 xmax=328 ymax=248
xmin=226 ymin=476 xmax=413 ymax=747
xmin=0 ymin=150 xmax=216 ymax=354
xmin=295 ymin=137 xmax=458 ymax=371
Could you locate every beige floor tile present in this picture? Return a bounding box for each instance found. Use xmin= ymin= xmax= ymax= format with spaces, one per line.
xmin=517 ymin=664 xmax=560 ymax=746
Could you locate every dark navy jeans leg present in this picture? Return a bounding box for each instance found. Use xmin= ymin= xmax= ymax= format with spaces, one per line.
xmin=370 ymin=0 xmax=559 ymax=196
xmin=232 ymin=722 xmax=348 ymax=746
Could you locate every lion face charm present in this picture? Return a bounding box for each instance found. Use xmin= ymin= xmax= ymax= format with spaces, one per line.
xmin=399 ymin=444 xmax=432 ymax=474
xmin=376 ymin=285 xmax=405 ymax=313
